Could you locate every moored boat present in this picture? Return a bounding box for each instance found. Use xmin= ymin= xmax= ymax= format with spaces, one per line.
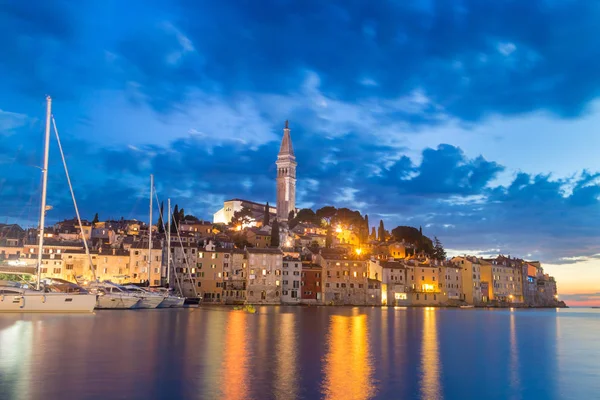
xmin=123 ymin=285 xmax=163 ymax=309
xmin=88 ymin=281 xmax=141 ymax=309
xmin=0 ymin=280 xmax=96 ymax=313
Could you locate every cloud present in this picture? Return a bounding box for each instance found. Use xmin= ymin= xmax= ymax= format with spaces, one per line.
xmin=0 ymin=110 xmax=29 ymax=134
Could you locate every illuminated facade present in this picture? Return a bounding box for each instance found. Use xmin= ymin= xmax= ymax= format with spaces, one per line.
xmin=246 ymin=247 xmax=283 ymax=304
xmin=316 ymin=251 xmax=369 ymax=305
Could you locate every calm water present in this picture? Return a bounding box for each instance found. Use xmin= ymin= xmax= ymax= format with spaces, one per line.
xmin=0 ymin=307 xmax=599 ymax=400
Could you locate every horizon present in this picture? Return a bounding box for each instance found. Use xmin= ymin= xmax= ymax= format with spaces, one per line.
xmin=1 ymin=1 xmax=600 ymax=306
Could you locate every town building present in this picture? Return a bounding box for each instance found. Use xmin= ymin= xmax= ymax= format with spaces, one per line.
xmin=301 ymin=263 xmax=323 ymax=303
xmin=129 ymin=240 xmax=163 ymax=286
xmin=195 ymin=248 xmax=228 ymax=303
xmin=246 ymin=227 xmax=272 ymax=248
xmin=281 ymin=256 xmax=302 ymax=303
xmin=406 ymin=260 xmax=443 ymax=305
xmin=452 ymin=256 xmax=483 ymax=304
xmin=223 ymin=249 xmax=247 ymax=304
xmin=246 ymin=247 xmax=283 ymax=304
xmin=212 ymin=199 xmax=276 ymax=225
xmin=315 ymin=250 xmax=368 ymax=305
xmin=480 ymin=256 xmax=524 ymax=303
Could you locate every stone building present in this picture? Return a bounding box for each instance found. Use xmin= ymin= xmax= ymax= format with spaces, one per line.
xmin=129 ymin=240 xmax=163 ymax=286
xmin=281 ymin=256 xmax=302 ymax=303
xmin=246 ymin=247 xmax=283 ymax=304
xmin=480 ymin=256 xmax=524 ymax=303
xmin=315 ymin=250 xmax=368 ymax=305
xmin=195 ymin=248 xmax=228 ymax=303
xmin=405 ymin=260 xmax=443 ymax=305
xmin=223 ymin=249 xmax=247 ymax=304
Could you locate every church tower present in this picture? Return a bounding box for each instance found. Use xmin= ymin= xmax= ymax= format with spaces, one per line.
xmin=276 ymin=120 xmax=297 ymax=222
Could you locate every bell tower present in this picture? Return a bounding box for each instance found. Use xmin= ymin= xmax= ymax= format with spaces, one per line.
xmin=276 ymin=120 xmax=296 ymax=222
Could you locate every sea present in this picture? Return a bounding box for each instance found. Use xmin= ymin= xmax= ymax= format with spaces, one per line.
xmin=0 ymin=307 xmax=599 ymax=400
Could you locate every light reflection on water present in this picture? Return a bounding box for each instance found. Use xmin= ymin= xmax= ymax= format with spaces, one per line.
xmin=322 ymin=312 xmax=375 ymax=400
xmin=419 ymin=308 xmax=441 ymax=400
xmin=0 ymin=308 xmax=599 ymax=400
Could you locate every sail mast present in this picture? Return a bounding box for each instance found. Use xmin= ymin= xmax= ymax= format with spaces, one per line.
xmin=148 ymin=174 xmax=153 ymax=286
xmin=167 ymin=198 xmax=171 ymax=286
xmin=36 ymin=96 xmax=52 ymax=290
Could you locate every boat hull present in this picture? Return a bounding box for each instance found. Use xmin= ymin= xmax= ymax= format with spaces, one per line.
xmin=95 ymin=294 xmax=140 ymax=309
xmin=131 ymin=296 xmax=163 ymax=309
xmin=157 ymin=296 xmax=185 ymax=308
xmin=0 ymin=292 xmax=96 ymax=313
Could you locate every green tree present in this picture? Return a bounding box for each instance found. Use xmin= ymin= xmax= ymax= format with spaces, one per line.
xmin=288 ymin=210 xmax=295 ymax=221
xmin=171 ymin=204 xmax=179 ymax=233
xmin=325 ymin=225 xmax=333 ymax=248
xmin=231 ymin=207 xmax=253 ymax=228
xmin=270 ymin=219 xmax=280 ymax=247
xmin=370 ymin=227 xmax=377 ymax=241
xmin=263 ymin=202 xmax=270 ymax=226
xmin=179 ymin=208 xmax=185 ymax=223
xmin=92 ymin=213 xmax=99 ymax=225
xmin=316 ymin=206 xmax=337 ymax=226
xmin=294 ymin=208 xmax=318 ymax=225
xmin=433 ymin=236 xmax=447 ymax=260
xmin=378 ymin=220 xmax=386 ymax=242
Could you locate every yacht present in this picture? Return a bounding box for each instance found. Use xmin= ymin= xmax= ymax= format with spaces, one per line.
xmin=88 ymin=281 xmax=140 ymax=309
xmin=0 ymin=97 xmax=96 ymax=313
xmin=151 ymin=287 xmax=185 ymax=308
xmin=123 ymin=285 xmax=163 ymax=309
xmin=0 ymin=280 xmax=96 ymax=313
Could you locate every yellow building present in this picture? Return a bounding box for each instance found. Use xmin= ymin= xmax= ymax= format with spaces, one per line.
xmin=129 ymin=240 xmax=163 ymax=285
xmin=196 ymin=249 xmax=228 ymax=303
xmin=62 ymin=248 xmax=131 ymax=284
xmin=406 ymin=260 xmax=442 ymax=305
xmin=452 ymin=256 xmax=482 ymax=304
xmin=246 ymin=228 xmax=272 ymax=248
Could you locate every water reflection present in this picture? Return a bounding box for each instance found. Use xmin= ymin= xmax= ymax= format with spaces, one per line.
xmin=0 ymin=319 xmax=32 ymax=400
xmin=509 ymin=312 xmax=520 ymax=393
xmin=220 ymin=312 xmax=251 ymax=400
xmin=322 ymin=313 xmax=375 ymax=400
xmin=274 ymin=313 xmax=298 ymax=400
xmin=420 ymin=308 xmax=442 ymax=400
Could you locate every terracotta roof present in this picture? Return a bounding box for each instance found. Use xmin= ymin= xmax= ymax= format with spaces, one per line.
xmin=247 ymin=247 xmax=283 ymax=255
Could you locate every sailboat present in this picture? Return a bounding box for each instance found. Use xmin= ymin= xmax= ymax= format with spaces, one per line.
xmin=0 ymin=96 xmax=96 ymax=313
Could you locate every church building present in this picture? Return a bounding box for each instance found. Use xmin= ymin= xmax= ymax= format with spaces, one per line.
xmin=213 ymin=121 xmax=297 ymax=225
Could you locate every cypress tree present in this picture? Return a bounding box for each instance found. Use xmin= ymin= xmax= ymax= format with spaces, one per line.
xmin=378 ymin=220 xmax=386 ymax=242
xmin=264 ymin=202 xmax=270 ymax=226
xmin=270 ymin=219 xmax=280 ymax=247
xmin=157 ymin=201 xmax=164 ymax=233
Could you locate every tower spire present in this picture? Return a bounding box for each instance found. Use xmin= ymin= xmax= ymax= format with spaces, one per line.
xmin=278 ymin=120 xmax=294 ymax=156
xmin=276 ymin=120 xmax=297 ymax=222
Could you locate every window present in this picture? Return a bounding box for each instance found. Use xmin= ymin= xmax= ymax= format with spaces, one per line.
xmin=276 ymin=280 xmax=280 ymax=286
xmin=325 ymin=283 xmax=330 ymax=287
xmin=353 ymin=271 xmax=357 ymax=278
xmin=262 ymin=269 xmax=267 ymax=276
xmin=395 ymin=293 xmax=407 ymax=300
xmin=53 ymin=268 xmax=61 ymax=274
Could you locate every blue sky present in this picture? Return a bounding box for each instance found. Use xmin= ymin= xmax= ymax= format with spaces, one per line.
xmin=1 ymin=0 xmax=600 ymax=303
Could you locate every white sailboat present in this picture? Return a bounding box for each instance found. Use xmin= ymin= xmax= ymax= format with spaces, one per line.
xmin=123 ymin=285 xmax=163 ymax=309
xmin=90 ymin=281 xmax=140 ymax=309
xmin=0 ymin=96 xmax=96 ymax=313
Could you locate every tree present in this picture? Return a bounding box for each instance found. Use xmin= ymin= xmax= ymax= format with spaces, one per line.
xmin=270 ymin=219 xmax=280 ymax=247
xmin=378 ymin=220 xmax=386 ymax=242
xmin=157 ymin=202 xmax=164 ymax=233
xmin=92 ymin=213 xmax=99 ymax=225
xmin=288 ymin=210 xmax=295 ymax=221
xmin=172 ymin=205 xmax=179 ymax=232
xmin=179 ymin=208 xmax=185 ymax=223
xmin=231 ymin=207 xmax=253 ymax=228
xmin=316 ymin=206 xmax=337 ymax=226
xmin=370 ymin=227 xmax=376 ymax=241
xmin=391 ymin=225 xmax=434 ymax=256
xmin=263 ymin=202 xmax=270 ymax=226
xmin=433 ymin=236 xmax=446 ymax=260
xmin=294 ymin=208 xmax=318 ymax=225
xmin=325 ymin=225 xmax=333 ymax=248
xmin=233 ymin=233 xmax=253 ymax=249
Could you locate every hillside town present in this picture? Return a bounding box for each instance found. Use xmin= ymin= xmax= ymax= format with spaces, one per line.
xmin=0 ymin=122 xmax=564 ymax=308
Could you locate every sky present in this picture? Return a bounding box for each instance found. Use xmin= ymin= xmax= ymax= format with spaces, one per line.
xmin=1 ymin=0 xmax=599 ymax=306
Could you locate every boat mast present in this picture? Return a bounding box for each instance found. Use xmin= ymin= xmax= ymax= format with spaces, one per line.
xmin=148 ymin=174 xmax=153 ymax=286
xmin=167 ymin=197 xmax=171 ymax=286
xmin=36 ymin=96 xmax=52 ymax=290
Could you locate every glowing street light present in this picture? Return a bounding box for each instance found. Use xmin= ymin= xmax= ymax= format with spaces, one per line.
xmin=355 ymin=248 xmax=362 ymax=255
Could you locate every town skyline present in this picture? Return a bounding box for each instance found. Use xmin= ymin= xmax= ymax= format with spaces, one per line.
xmin=2 ymin=1 xmax=600 ymax=306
